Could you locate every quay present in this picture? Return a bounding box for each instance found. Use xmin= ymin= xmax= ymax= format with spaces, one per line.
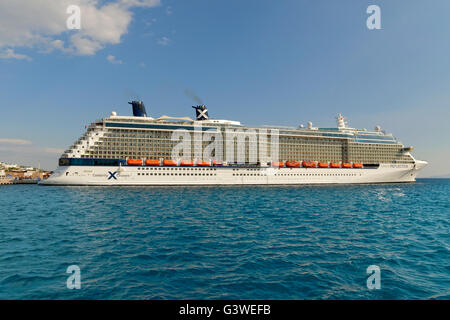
xmin=0 ymin=179 xmax=14 ymax=185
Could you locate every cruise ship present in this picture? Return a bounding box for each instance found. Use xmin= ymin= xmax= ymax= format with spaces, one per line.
xmin=40 ymin=101 xmax=427 ymax=185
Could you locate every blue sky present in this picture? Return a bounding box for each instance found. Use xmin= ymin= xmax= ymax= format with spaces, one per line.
xmin=0 ymin=0 xmax=449 ymax=177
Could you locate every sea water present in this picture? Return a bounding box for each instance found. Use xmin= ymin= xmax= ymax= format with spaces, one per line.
xmin=0 ymin=179 xmax=448 ymax=299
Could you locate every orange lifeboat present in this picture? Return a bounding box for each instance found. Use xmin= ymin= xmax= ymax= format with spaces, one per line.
xmin=212 ymin=160 xmax=223 ymax=166
xmin=286 ymin=161 xmax=300 ymax=168
xmin=318 ymin=162 xmax=329 ymax=168
xmin=342 ymin=162 xmax=352 ymax=168
xmin=353 ymin=163 xmax=363 ymax=168
xmin=272 ymin=161 xmax=284 ymax=167
xmin=163 ymin=160 xmax=177 ymax=166
xmin=145 ymin=159 xmax=160 ymax=166
xmin=302 ymin=161 xmax=316 ymax=168
xmin=180 ymin=160 xmax=194 ymax=166
xmin=330 ymin=163 xmax=340 ymax=168
xmin=127 ymin=159 xmax=143 ymax=166
xmin=197 ymin=161 xmax=211 ymax=167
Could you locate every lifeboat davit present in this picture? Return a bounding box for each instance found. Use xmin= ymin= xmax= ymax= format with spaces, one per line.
xmin=330 ymin=163 xmax=340 ymax=168
xmin=180 ymin=160 xmax=194 ymax=166
xmin=127 ymin=159 xmax=142 ymax=166
xmin=318 ymin=162 xmax=329 ymax=168
xmin=197 ymin=161 xmax=211 ymax=167
xmin=342 ymin=162 xmax=352 ymax=168
xmin=286 ymin=161 xmax=300 ymax=167
xmin=272 ymin=161 xmax=284 ymax=167
xmin=145 ymin=159 xmax=160 ymax=166
xmin=212 ymin=160 xmax=223 ymax=166
xmin=163 ymin=160 xmax=177 ymax=166
xmin=353 ymin=163 xmax=363 ymax=168
xmin=302 ymin=161 xmax=316 ymax=168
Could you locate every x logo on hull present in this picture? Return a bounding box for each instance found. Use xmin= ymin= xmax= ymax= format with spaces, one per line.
xmin=108 ymin=171 xmax=118 ymax=180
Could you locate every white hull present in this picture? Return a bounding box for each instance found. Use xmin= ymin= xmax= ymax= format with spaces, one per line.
xmin=40 ymin=161 xmax=427 ymax=186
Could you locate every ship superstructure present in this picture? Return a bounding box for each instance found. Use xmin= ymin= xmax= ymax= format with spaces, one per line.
xmin=40 ymin=101 xmax=427 ymax=185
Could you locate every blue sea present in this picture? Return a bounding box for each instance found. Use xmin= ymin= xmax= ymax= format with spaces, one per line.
xmin=0 ymin=179 xmax=449 ymax=300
